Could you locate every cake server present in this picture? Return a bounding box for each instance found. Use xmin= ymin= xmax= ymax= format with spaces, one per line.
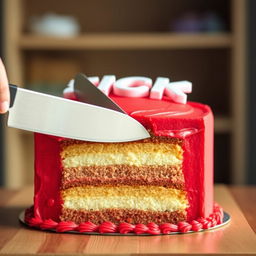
xmin=7 ymin=84 xmax=150 ymax=142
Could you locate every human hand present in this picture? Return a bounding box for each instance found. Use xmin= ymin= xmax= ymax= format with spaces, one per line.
xmin=0 ymin=58 xmax=9 ymax=113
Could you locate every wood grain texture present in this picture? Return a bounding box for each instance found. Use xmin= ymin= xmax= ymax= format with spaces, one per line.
xmin=229 ymin=186 xmax=256 ymax=233
xmin=0 ymin=185 xmax=256 ymax=255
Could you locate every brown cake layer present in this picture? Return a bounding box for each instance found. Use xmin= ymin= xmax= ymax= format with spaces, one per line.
xmin=60 ymin=136 xmax=183 ymax=148
xmin=60 ymin=208 xmax=187 ymax=225
xmin=61 ymin=165 xmax=184 ymax=190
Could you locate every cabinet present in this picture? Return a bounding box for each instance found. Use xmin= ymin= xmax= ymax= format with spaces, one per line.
xmin=3 ymin=0 xmax=246 ymax=187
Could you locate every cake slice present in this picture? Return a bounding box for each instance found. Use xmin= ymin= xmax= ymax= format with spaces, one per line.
xmin=60 ymin=136 xmax=187 ymax=224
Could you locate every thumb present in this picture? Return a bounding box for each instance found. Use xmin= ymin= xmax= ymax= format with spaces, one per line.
xmin=0 ymin=58 xmax=10 ymax=113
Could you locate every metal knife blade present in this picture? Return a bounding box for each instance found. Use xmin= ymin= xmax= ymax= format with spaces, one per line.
xmin=7 ymin=85 xmax=150 ymax=142
xmin=74 ymin=73 xmax=126 ymax=113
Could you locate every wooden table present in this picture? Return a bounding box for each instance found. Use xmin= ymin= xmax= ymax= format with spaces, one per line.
xmin=0 ymin=185 xmax=256 ymax=255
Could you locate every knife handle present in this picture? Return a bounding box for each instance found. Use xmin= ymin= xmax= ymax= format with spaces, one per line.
xmin=9 ymin=84 xmax=17 ymax=108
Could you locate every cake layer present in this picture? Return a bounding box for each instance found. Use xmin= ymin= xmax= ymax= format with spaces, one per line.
xmin=62 ymin=152 xmax=182 ymax=168
xmin=61 ymin=140 xmax=183 ymax=157
xmin=61 ymin=141 xmax=183 ymax=168
xmin=61 ymin=165 xmax=184 ymax=190
xmin=61 ymin=186 xmax=188 ymax=212
xmin=60 ymin=208 xmax=187 ymax=225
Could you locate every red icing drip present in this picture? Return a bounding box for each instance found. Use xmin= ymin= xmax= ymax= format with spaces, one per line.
xmin=25 ymin=203 xmax=224 ymax=234
xmin=156 ymin=128 xmax=200 ymax=138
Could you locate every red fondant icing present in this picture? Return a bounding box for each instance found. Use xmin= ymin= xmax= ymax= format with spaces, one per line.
xmin=34 ymin=134 xmax=63 ymax=221
xmin=33 ymin=92 xmax=214 ymax=225
xmin=47 ymin=199 xmax=55 ymax=207
xmin=111 ymin=95 xmax=214 ymax=221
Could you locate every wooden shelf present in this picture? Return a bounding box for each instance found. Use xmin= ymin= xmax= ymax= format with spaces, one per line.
xmin=19 ymin=33 xmax=232 ymax=50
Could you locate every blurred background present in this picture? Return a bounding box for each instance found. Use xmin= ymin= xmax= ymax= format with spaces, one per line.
xmin=0 ymin=0 xmax=255 ymax=188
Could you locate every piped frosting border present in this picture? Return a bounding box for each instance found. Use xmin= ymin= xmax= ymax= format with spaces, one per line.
xmin=25 ymin=203 xmax=223 ymax=235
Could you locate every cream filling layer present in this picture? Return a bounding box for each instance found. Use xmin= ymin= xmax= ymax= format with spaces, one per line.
xmin=62 ymin=186 xmax=188 ymax=212
xmin=62 ymin=152 xmax=182 ymax=168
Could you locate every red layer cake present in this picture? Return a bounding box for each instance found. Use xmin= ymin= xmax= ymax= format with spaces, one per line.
xmin=26 ymin=79 xmax=223 ymax=234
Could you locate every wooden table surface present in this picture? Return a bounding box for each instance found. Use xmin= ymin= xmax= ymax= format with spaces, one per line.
xmin=0 ymin=185 xmax=256 ymax=256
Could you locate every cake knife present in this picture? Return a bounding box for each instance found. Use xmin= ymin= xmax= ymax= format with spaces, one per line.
xmin=73 ymin=73 xmax=126 ymax=114
xmin=7 ymin=84 xmax=150 ymax=142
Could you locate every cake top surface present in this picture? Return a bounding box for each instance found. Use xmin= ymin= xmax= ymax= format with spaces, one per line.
xmin=60 ymin=75 xmax=213 ymax=140
xmin=110 ymin=94 xmax=211 ymax=120
xmin=65 ymin=75 xmax=211 ymax=120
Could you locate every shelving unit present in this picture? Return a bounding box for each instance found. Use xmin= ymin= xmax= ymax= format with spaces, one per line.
xmin=3 ymin=0 xmax=246 ymax=188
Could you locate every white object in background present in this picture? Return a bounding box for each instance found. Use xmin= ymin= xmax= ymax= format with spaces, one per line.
xmin=30 ymin=13 xmax=80 ymax=37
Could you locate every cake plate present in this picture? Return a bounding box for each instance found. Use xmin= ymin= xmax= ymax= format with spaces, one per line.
xmin=19 ymin=210 xmax=231 ymax=236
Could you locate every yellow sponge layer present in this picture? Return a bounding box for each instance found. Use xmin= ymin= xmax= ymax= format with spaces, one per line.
xmin=61 ymin=141 xmax=182 ymax=158
xmin=61 ymin=186 xmax=188 ymax=212
xmin=61 ymin=142 xmax=183 ymax=168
